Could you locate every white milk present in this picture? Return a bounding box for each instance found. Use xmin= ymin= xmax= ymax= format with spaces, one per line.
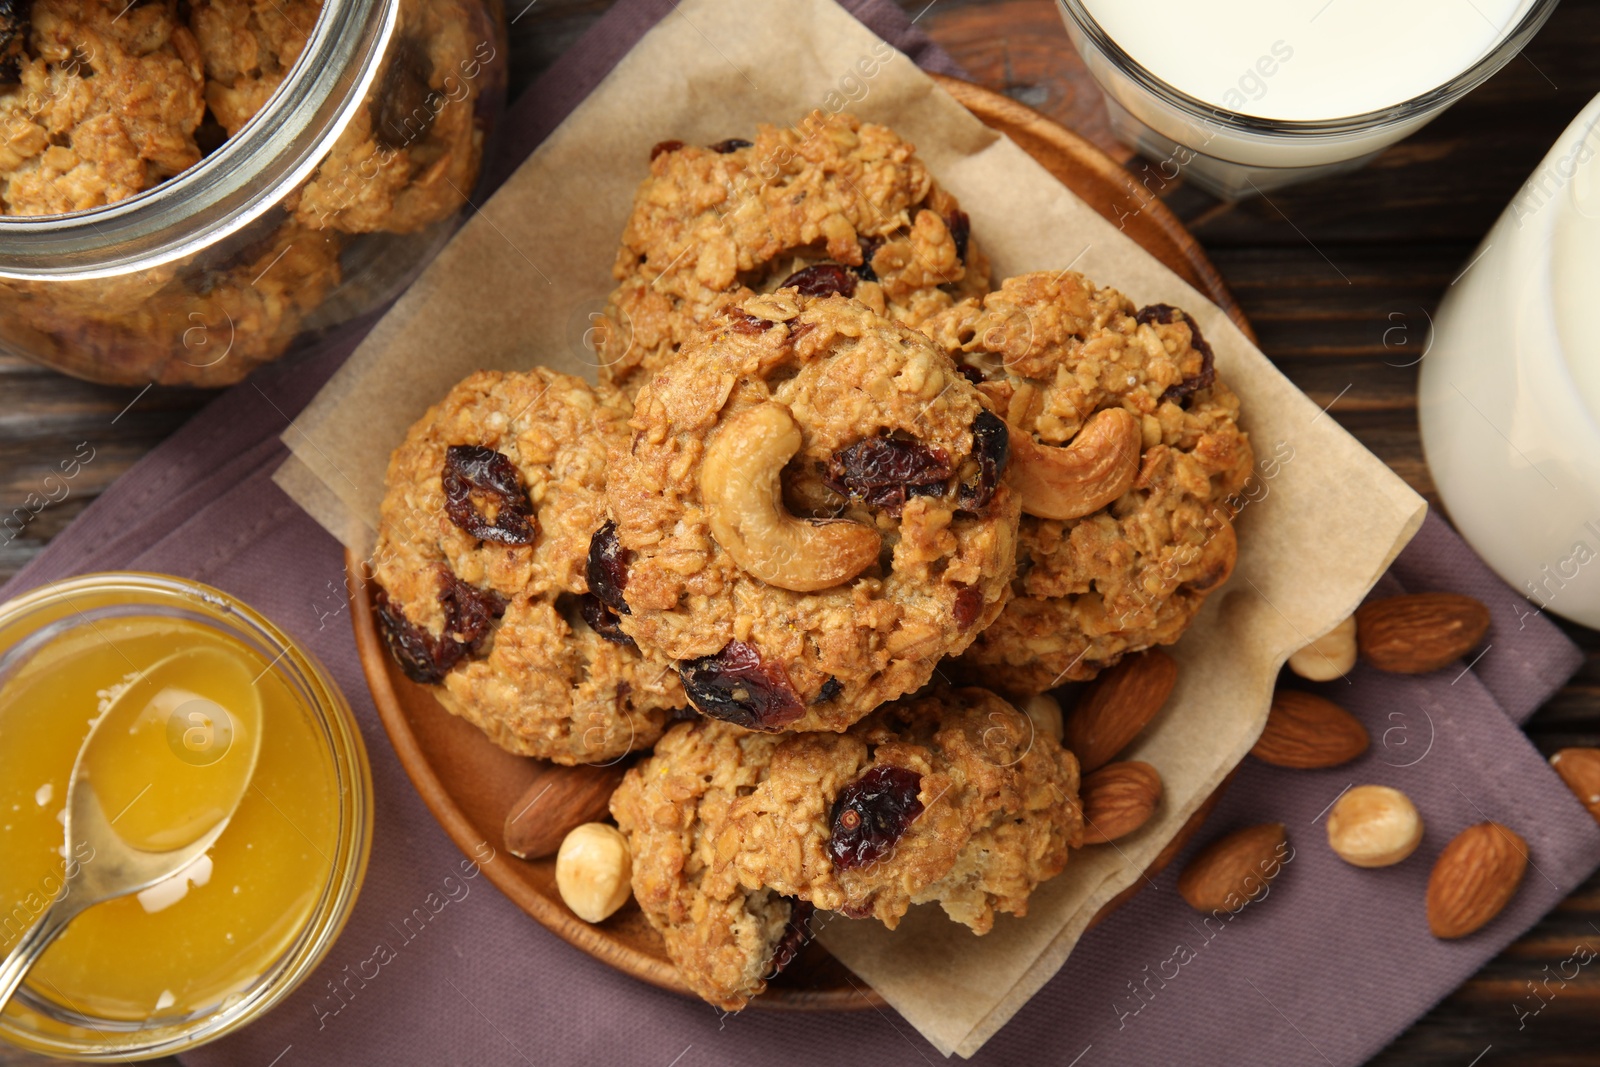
xmin=1418 ymin=93 xmax=1600 ymax=628
xmin=1081 ymin=0 xmax=1535 ymax=121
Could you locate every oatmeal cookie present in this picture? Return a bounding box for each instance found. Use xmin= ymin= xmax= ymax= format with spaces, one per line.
xmin=284 ymin=0 xmax=498 ymax=233
xmin=189 ymin=0 xmax=320 ymax=135
xmin=597 ymin=111 xmax=989 ymax=396
xmin=920 ymin=271 xmax=1255 ymax=694
xmin=604 ymin=289 xmax=1020 ymax=732
xmin=0 ymin=0 xmax=205 ymax=214
xmin=611 ymin=687 xmax=1081 ymax=1008
xmin=371 ymin=369 xmax=684 ymax=764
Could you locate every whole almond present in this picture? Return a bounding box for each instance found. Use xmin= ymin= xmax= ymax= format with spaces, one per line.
xmin=504 ymin=762 xmax=627 ymax=860
xmin=1250 ymin=689 xmax=1369 ymax=769
xmin=1427 ymin=822 xmax=1528 ymax=939
xmin=1355 ymin=592 xmax=1490 ymax=674
xmin=1080 ymin=761 xmax=1162 ymax=845
xmin=1550 ymin=748 xmax=1600 ymax=825
xmin=1177 ymin=822 xmax=1289 ymax=913
xmin=1064 ymin=649 xmax=1178 ymax=772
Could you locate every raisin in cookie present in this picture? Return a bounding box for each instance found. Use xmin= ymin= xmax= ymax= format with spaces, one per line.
xmin=920 ymin=271 xmax=1255 ymax=694
xmin=611 ymin=686 xmax=1081 ymax=1007
xmin=597 ymin=111 xmax=989 ymax=396
xmin=371 ymin=369 xmax=684 ymax=764
xmin=604 ymin=290 xmax=1020 ymax=732
xmin=0 ymin=0 xmax=204 ymax=214
xmin=608 ymin=720 xmax=812 ymax=1011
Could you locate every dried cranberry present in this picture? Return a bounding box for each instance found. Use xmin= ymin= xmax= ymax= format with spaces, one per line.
xmin=827 ymin=766 xmax=924 ymax=872
xmin=580 ymin=593 xmax=636 ymax=648
xmin=373 ymin=569 xmax=505 ymax=684
xmin=957 ymin=411 xmax=1009 ymax=512
xmin=0 ymin=0 xmax=29 ymax=84
xmin=953 ymin=586 xmax=984 ymax=631
xmin=374 ymin=37 xmax=437 ymax=151
xmin=677 ymin=640 xmax=804 ymax=731
xmin=823 ymin=434 xmax=953 ymax=516
xmin=586 ymin=521 xmax=632 ymax=615
xmin=442 ymin=445 xmax=537 ymax=546
xmin=650 ymin=139 xmax=685 ymax=161
xmin=853 ymin=236 xmax=884 ymax=282
xmin=766 ymin=899 xmax=815 ymax=979
xmin=708 ymin=138 xmax=753 ymax=153
xmin=945 ymin=209 xmax=971 ymax=262
xmin=779 ymin=264 xmax=857 ymax=299
xmin=726 ymin=310 xmax=771 ymax=335
xmin=813 ymin=676 xmax=843 ymax=704
xmin=1137 ymin=304 xmax=1216 ymax=407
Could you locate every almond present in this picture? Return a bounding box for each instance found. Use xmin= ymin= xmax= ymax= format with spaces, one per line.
xmin=1080 ymin=761 xmax=1162 ymax=845
xmin=1177 ymin=822 xmax=1289 ymax=913
xmin=504 ymin=762 xmax=627 ymax=860
xmin=1355 ymin=592 xmax=1490 ymax=674
xmin=1550 ymin=748 xmax=1600 ymax=825
xmin=1064 ymin=649 xmax=1178 ymax=773
xmin=1250 ymin=689 xmax=1369 ymax=769
xmin=1426 ymin=821 xmax=1528 ymax=939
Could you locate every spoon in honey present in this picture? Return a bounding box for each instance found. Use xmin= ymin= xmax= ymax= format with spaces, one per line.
xmin=0 ymin=645 xmax=263 ymax=1010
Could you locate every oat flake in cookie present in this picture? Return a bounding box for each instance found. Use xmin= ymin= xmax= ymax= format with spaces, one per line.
xmin=597 ymin=111 xmax=990 ymax=396
xmin=605 ymin=290 xmax=1021 ymax=732
xmin=371 ymin=369 xmax=684 ymax=765
xmin=610 ymin=687 xmax=1081 ymax=1008
xmin=921 ymin=271 xmax=1255 ymax=694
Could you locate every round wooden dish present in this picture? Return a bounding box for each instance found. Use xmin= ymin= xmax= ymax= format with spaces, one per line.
xmin=349 ymin=76 xmax=1252 ymax=1012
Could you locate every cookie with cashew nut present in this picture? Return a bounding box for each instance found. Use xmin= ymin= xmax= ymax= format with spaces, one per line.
xmin=596 ymin=111 xmax=990 ymax=396
xmin=603 ymin=289 xmax=1021 ymax=732
xmin=611 ymin=686 xmax=1082 ymax=1008
xmin=919 ymin=271 xmax=1255 ymax=694
xmin=371 ymin=369 xmax=685 ymax=765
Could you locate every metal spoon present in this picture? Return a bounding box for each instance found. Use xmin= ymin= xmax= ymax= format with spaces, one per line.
xmin=0 ymin=646 xmax=263 ymax=1011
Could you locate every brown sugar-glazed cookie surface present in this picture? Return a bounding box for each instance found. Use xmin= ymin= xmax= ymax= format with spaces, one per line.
xmin=603 ymin=289 xmax=1021 ymax=733
xmin=610 ymin=686 xmax=1082 ymax=1010
xmin=597 ymin=111 xmax=989 ymax=395
xmin=0 ymin=0 xmax=205 ymax=214
xmin=920 ymin=271 xmax=1255 ymax=694
xmin=371 ymin=369 xmax=684 ymax=765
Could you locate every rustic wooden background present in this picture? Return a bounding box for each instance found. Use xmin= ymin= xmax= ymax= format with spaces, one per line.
xmin=1 ymin=0 xmax=1597 ymax=1063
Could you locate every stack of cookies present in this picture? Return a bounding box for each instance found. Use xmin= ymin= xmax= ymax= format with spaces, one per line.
xmin=369 ymin=112 xmax=1255 ymax=1010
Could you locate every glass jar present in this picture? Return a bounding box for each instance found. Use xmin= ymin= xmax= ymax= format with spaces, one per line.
xmin=0 ymin=0 xmax=507 ymax=386
xmin=0 ymin=572 xmax=373 ymax=1060
xmin=1055 ymin=0 xmax=1559 ymax=199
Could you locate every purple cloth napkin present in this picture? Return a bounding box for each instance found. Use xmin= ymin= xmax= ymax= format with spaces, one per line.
xmin=5 ymin=2 xmax=1596 ymax=1063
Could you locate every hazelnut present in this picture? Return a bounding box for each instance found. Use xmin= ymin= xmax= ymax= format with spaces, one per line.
xmin=1288 ymin=614 xmax=1358 ymax=681
xmin=1326 ymin=785 xmax=1423 ymax=868
xmin=555 ymin=822 xmax=633 ymax=923
xmin=1023 ymin=693 xmax=1063 ymax=743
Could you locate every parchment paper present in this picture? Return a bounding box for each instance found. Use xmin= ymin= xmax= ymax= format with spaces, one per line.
xmin=273 ymin=0 xmax=1426 ymax=1055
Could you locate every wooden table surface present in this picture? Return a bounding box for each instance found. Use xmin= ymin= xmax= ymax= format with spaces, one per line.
xmin=3 ymin=0 xmax=1598 ymax=1063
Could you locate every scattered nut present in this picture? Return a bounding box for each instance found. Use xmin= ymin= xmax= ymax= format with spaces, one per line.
xmin=503 ymin=763 xmax=627 ymax=861
xmin=1288 ymin=614 xmax=1358 ymax=681
xmin=1427 ymin=821 xmax=1527 ymax=939
xmin=555 ymin=822 xmax=633 ymax=923
xmin=1177 ymin=823 xmax=1289 ymax=914
xmin=1550 ymin=748 xmax=1600 ymax=825
xmin=1250 ymin=689 xmax=1369 ymax=769
xmin=1007 ymin=407 xmax=1142 ymax=521
xmin=1022 ymin=693 xmax=1063 ymax=743
xmin=1080 ymin=761 xmax=1162 ymax=845
xmin=1355 ymin=592 xmax=1490 ymax=674
xmin=1064 ymin=649 xmax=1178 ymax=773
xmin=701 ymin=403 xmax=881 ymax=592
xmin=1326 ymin=785 xmax=1423 ymax=868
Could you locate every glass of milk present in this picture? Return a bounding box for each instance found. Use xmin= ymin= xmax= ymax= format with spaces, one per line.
xmin=1057 ymin=0 xmax=1559 ymax=198
xmin=1418 ymin=92 xmax=1600 ymax=629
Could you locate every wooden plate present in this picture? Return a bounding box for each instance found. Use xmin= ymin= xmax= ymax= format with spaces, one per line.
xmin=349 ymin=77 xmax=1251 ymax=1012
